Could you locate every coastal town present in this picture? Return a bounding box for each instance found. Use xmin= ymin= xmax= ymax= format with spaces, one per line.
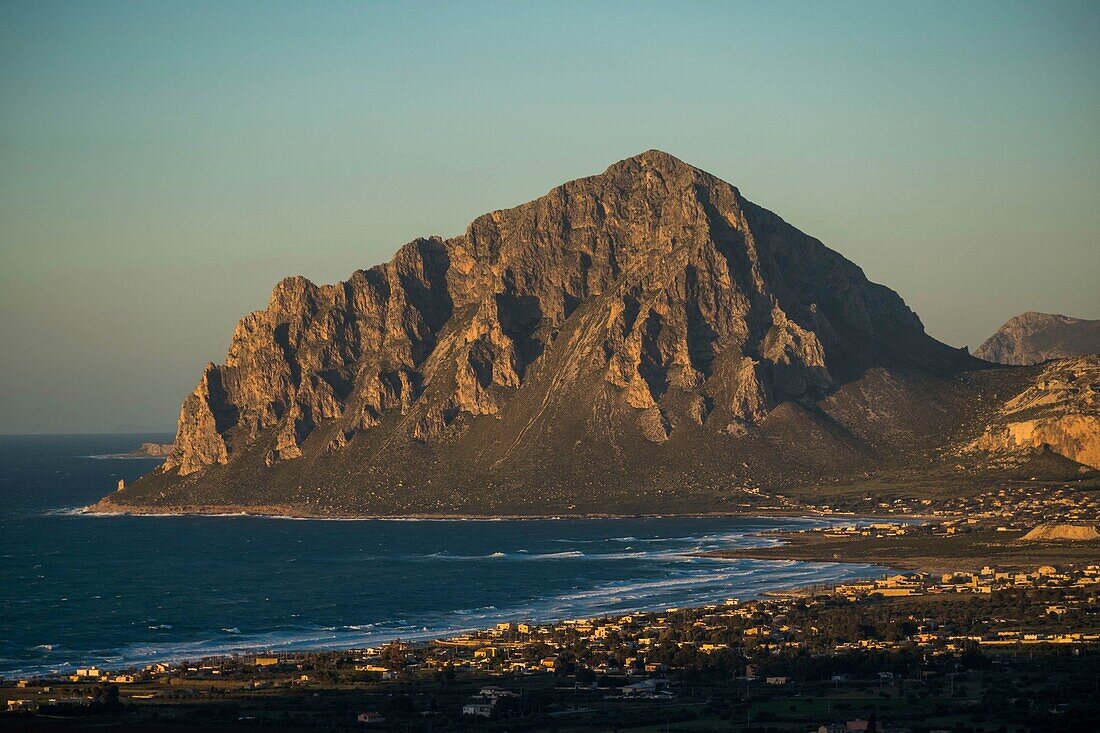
xmin=744 ymin=472 xmax=1100 ymax=527
xmin=5 ymin=555 xmax=1098 ymax=731
xmin=700 ymin=476 xmax=1100 ymax=577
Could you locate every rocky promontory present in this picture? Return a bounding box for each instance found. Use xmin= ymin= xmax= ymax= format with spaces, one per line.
xmin=127 ymin=442 xmax=174 ymax=459
xmin=94 ymin=152 xmax=1099 ymax=517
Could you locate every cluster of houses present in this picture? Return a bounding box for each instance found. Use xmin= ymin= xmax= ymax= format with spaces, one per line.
xmin=809 ymin=522 xmax=915 ymax=539
xmin=287 ymin=562 xmax=1098 ymax=683
xmin=833 ymin=563 xmax=1100 ymax=600
xmin=459 ymin=685 xmax=518 ymax=717
xmin=930 ymin=484 xmax=1100 ymax=526
xmin=794 ymin=514 xmax=1095 ymax=542
xmin=63 ymin=667 xmax=142 ymax=684
xmin=802 ymin=480 xmax=1099 ymax=524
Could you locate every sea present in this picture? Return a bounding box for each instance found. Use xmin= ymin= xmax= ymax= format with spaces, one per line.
xmin=0 ymin=434 xmax=888 ymax=679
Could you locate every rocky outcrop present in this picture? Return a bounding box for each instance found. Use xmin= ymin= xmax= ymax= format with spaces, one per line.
xmin=975 ymin=312 xmax=1100 ymax=365
xmin=127 ymin=442 xmax=174 ymax=459
xmin=966 ymin=356 xmax=1100 ymax=469
xmin=103 ymin=151 xmax=1003 ymax=515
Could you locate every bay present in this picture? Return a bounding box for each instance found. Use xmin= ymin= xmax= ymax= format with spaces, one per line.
xmin=0 ymin=434 xmax=885 ymax=678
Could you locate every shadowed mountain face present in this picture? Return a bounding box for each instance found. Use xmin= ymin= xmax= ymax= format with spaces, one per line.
xmin=99 ymin=151 xmax=1086 ymax=516
xmin=975 ymin=312 xmax=1100 ymax=365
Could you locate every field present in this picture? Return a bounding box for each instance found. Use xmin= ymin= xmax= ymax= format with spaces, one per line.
xmin=705 ymin=528 xmax=1100 ymax=573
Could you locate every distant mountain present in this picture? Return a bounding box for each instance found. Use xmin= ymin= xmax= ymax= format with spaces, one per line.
xmin=975 ymin=312 xmax=1100 ymax=365
xmin=93 ymin=152 xmax=1098 ymax=516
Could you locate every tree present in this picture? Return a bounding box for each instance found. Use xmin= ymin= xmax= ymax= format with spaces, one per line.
xmin=91 ymin=684 xmax=122 ymax=712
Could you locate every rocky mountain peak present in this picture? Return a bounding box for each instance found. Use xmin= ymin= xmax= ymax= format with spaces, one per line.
xmin=976 ymin=312 xmax=1100 ymax=365
xmin=102 ymin=153 xmax=1001 ymax=516
xmin=600 ymin=148 xmax=717 ymax=184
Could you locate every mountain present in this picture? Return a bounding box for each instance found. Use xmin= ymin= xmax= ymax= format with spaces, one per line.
xmin=975 ymin=312 xmax=1100 ymax=365
xmin=94 ymin=151 xmax=1096 ymax=517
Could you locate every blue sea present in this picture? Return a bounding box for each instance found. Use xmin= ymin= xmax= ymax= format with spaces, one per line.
xmin=0 ymin=434 xmax=887 ymax=678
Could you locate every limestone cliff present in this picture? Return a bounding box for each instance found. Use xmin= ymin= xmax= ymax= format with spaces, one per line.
xmin=975 ymin=312 xmax=1100 ymax=365
xmin=966 ymin=356 xmax=1100 ymax=470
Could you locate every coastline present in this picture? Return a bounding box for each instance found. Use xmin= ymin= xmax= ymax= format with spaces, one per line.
xmin=82 ymin=500 xmax=936 ymax=523
xmin=7 ymin=563 xmax=893 ymax=680
xmin=44 ymin=508 xmax=1097 ymax=680
xmin=11 ymin=512 xmax=899 ymax=678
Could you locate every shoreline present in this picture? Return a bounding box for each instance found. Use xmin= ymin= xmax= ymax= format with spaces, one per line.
xmin=9 ymin=514 xmax=899 ymax=679
xmin=36 ymin=512 xmax=1093 ymax=680
xmin=3 ymin=567 xmax=893 ymax=680
xmin=5 ymin=566 xmax=892 ymax=681
xmin=51 ymin=507 xmax=1090 ymax=681
xmin=81 ymin=501 xmax=936 ymax=523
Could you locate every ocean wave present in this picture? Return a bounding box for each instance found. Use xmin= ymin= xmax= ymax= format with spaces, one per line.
xmin=84 ymin=454 xmax=165 ymax=461
xmin=40 ymin=507 xmax=98 ymax=517
xmin=420 ymin=549 xmax=588 ymax=561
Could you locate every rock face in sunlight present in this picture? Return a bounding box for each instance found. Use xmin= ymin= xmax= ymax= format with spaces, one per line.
xmin=98 ymin=151 xmax=1096 ymax=516
xmin=975 ymin=312 xmax=1100 ymax=365
xmin=966 ymin=356 xmax=1100 ymax=470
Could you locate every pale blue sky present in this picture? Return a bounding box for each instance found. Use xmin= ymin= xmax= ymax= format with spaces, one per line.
xmin=2 ymin=1 xmax=1098 ymax=433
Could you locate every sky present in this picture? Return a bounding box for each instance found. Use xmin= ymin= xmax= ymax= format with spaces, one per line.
xmin=1 ymin=1 xmax=1098 ymax=434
